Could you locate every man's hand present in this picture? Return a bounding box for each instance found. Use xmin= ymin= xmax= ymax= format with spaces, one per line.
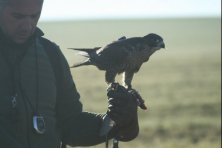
xmin=106 ymin=83 xmax=137 ymax=127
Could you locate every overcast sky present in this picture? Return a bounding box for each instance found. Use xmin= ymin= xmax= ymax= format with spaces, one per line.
xmin=40 ymin=0 xmax=221 ymax=21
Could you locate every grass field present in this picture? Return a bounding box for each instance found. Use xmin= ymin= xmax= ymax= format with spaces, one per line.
xmin=38 ymin=18 xmax=221 ymax=148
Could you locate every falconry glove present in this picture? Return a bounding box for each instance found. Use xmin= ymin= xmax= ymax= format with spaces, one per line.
xmin=106 ymin=83 xmax=139 ymax=141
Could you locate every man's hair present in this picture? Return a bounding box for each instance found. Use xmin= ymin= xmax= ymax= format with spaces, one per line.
xmin=0 ymin=0 xmax=44 ymax=12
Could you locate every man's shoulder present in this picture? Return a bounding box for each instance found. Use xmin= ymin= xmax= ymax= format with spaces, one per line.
xmin=39 ymin=37 xmax=60 ymax=51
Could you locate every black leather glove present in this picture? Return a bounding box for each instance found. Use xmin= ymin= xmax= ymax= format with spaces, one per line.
xmin=104 ymin=83 xmax=139 ymax=141
xmin=107 ymin=83 xmax=137 ymax=127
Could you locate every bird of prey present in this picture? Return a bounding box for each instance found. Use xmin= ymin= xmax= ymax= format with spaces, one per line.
xmin=69 ymin=33 xmax=165 ymax=90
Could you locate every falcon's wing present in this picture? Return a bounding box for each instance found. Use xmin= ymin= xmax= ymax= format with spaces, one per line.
xmin=96 ymin=43 xmax=130 ymax=68
xmin=95 ymin=37 xmax=143 ymax=70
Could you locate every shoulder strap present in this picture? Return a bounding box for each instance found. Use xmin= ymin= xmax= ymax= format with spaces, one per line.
xmin=40 ymin=37 xmax=61 ymax=86
xmin=40 ymin=37 xmax=67 ymax=148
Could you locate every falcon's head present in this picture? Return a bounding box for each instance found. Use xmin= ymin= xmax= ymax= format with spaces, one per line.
xmin=143 ymin=33 xmax=165 ymax=50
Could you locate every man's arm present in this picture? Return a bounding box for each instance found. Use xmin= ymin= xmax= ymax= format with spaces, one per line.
xmin=53 ymin=46 xmax=109 ymax=146
xmin=41 ymin=38 xmax=110 ymax=146
xmin=53 ymin=44 xmax=138 ymax=147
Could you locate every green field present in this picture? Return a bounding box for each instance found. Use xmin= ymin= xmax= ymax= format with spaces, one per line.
xmin=38 ymin=18 xmax=221 ymax=148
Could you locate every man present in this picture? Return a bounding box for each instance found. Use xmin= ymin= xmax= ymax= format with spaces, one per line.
xmin=0 ymin=0 xmax=139 ymax=148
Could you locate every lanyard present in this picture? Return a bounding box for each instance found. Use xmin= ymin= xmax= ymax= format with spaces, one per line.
xmin=0 ymin=41 xmax=40 ymax=117
xmin=17 ymin=42 xmax=40 ymax=115
xmin=1 ymin=40 xmax=46 ymax=134
xmin=0 ymin=43 xmax=30 ymax=122
xmin=0 ymin=44 xmax=28 ymax=95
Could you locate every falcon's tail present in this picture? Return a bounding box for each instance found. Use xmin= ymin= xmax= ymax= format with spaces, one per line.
xmin=70 ymin=59 xmax=92 ymax=68
xmin=69 ymin=47 xmax=100 ymax=68
xmin=68 ymin=47 xmax=100 ymax=56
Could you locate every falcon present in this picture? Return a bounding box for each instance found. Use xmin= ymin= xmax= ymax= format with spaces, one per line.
xmin=69 ymin=33 xmax=165 ymax=90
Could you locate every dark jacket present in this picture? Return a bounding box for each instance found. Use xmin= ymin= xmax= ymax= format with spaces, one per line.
xmin=0 ymin=30 xmax=110 ymax=148
xmin=0 ymin=28 xmax=138 ymax=148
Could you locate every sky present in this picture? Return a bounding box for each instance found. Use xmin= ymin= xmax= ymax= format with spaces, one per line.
xmin=40 ymin=0 xmax=221 ymax=21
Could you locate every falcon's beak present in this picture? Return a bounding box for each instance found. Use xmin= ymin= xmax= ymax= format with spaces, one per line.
xmin=160 ymin=42 xmax=165 ymax=49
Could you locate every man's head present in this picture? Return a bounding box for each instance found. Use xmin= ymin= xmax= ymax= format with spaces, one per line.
xmin=0 ymin=0 xmax=43 ymax=44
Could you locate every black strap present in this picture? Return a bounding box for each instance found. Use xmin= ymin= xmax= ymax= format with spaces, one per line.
xmin=41 ymin=38 xmax=61 ymax=86
xmin=40 ymin=38 xmax=66 ymax=148
xmin=113 ymin=138 xmax=119 ymax=148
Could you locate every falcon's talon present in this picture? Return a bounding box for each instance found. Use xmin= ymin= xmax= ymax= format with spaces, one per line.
xmin=107 ymin=83 xmax=121 ymax=93
xmin=127 ymin=88 xmax=148 ymax=110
